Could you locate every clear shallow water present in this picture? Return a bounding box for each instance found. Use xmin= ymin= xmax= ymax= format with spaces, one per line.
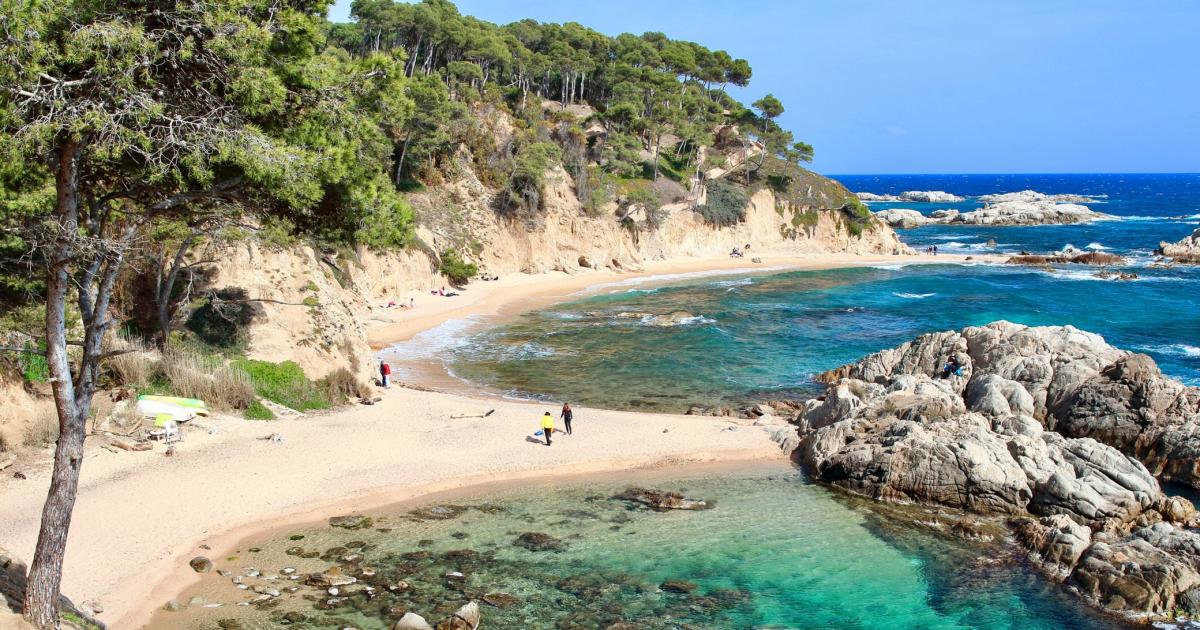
xmin=440 ymin=174 xmax=1200 ymax=411
xmin=161 ymin=468 xmax=1127 ymax=629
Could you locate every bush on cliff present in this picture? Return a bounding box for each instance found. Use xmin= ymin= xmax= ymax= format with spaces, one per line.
xmin=696 ymin=180 xmax=749 ymax=227
xmin=439 ymin=249 xmax=479 ymax=287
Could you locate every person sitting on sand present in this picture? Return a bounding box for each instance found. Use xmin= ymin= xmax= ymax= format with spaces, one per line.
xmin=730 ymin=247 xmax=742 ymax=258
xmin=540 ymin=411 xmax=555 ymax=446
xmin=560 ymin=403 xmax=573 ymax=435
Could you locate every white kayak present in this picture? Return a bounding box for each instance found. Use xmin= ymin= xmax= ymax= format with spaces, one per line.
xmin=135 ymin=399 xmax=197 ymax=423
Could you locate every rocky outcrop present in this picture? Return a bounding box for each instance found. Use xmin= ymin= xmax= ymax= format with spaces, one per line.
xmin=816 ymin=322 xmax=1200 ymax=488
xmin=856 ymin=191 xmax=965 ymax=203
xmin=792 ymin=321 xmax=1200 ymax=617
xmin=1006 ymin=252 xmax=1125 ymax=266
xmin=1157 ymin=227 xmax=1200 ymax=264
xmin=875 ymin=201 xmax=1111 ymax=229
xmin=977 ymin=190 xmax=1097 ymax=204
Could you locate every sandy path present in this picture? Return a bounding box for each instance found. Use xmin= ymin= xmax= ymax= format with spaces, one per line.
xmin=0 ymin=249 xmax=985 ymax=628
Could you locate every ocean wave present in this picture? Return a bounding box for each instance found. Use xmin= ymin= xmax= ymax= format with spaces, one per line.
xmin=713 ymin=277 xmax=754 ymax=288
xmin=1137 ymin=344 xmax=1200 ymax=359
xmin=381 ymin=315 xmax=480 ymax=360
xmin=869 ymin=263 xmax=911 ymax=270
xmin=1085 ymin=242 xmax=1109 ymax=251
xmin=638 ymin=313 xmax=716 ymax=327
xmin=892 ymin=292 xmax=936 ymax=299
xmin=580 ymin=265 xmax=794 ymax=294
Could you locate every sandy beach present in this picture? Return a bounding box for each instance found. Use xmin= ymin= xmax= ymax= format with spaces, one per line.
xmin=0 ymin=250 xmax=982 ymax=628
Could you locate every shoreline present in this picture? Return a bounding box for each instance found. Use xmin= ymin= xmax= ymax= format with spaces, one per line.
xmin=0 ymin=249 xmax=986 ymax=629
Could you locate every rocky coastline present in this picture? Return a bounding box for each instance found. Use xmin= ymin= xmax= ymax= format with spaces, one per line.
xmin=776 ymin=321 xmax=1200 ymax=619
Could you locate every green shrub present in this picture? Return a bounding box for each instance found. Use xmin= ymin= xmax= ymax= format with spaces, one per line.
xmin=696 ymin=180 xmax=749 ymax=227
xmin=840 ymin=199 xmax=874 ymax=237
xmin=18 ymin=342 xmax=49 ymax=383
xmin=439 ymin=249 xmax=478 ymax=286
xmin=244 ymin=399 xmax=276 ymax=420
xmin=232 ymin=359 xmax=332 ymax=411
xmin=356 ymin=196 xmax=415 ymax=250
xmin=500 ymin=141 xmax=561 ymax=219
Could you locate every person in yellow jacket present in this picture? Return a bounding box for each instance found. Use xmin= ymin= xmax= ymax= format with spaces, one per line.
xmin=540 ymin=411 xmax=555 ymax=446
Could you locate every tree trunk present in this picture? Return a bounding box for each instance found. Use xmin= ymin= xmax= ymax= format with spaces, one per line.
xmin=24 ymin=141 xmax=83 ymax=630
xmin=155 ymin=233 xmax=196 ymax=345
xmin=395 ymin=136 xmax=411 ymax=186
xmin=652 ymin=133 xmax=661 ymax=181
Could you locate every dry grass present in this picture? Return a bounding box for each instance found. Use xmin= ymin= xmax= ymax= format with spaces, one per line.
xmin=160 ymin=347 xmax=256 ymax=411
xmin=319 ymin=367 xmax=365 ymax=404
xmin=107 ymin=335 xmax=159 ymax=388
xmin=23 ymin=403 xmax=60 ymax=448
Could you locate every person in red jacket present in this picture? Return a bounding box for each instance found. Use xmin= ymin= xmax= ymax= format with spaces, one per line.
xmin=380 ymin=361 xmax=392 ymax=388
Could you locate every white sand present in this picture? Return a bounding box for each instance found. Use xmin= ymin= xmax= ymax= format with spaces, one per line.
xmin=0 ymin=250 xmax=986 ymax=627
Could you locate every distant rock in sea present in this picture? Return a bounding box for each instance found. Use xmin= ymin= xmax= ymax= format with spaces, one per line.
xmin=782 ymin=321 xmax=1200 ymax=617
xmin=1156 ymin=227 xmax=1200 ymax=263
xmin=977 ymin=189 xmax=1098 ymax=204
xmin=856 ymin=190 xmax=965 ymax=203
xmin=874 ymin=198 xmax=1111 ymax=229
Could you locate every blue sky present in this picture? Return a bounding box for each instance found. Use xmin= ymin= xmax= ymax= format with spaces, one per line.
xmin=328 ymin=0 xmax=1200 ymax=174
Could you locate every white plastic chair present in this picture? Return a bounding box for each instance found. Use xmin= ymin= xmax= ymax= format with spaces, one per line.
xmin=162 ymin=420 xmax=182 ymax=444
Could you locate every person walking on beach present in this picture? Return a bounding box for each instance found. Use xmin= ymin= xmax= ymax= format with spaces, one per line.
xmin=560 ymin=403 xmax=574 ymax=435
xmin=540 ymin=411 xmax=555 ymax=445
xmin=380 ymin=361 xmax=392 ymax=388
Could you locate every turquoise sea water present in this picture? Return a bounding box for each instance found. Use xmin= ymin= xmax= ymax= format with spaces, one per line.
xmin=159 ymin=468 xmax=1127 ymax=629
xmin=439 ymin=174 xmax=1200 ymax=411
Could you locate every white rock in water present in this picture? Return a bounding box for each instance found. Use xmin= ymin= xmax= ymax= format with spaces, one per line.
xmin=1157 ymin=227 xmax=1200 ymax=263
xmin=393 ymin=612 xmax=435 ymax=630
xmin=899 ymin=190 xmax=965 ymax=203
xmin=977 ymin=190 xmax=1095 ymax=204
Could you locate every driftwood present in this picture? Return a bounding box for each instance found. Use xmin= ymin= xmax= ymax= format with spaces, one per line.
xmin=451 ymin=409 xmax=496 ymax=419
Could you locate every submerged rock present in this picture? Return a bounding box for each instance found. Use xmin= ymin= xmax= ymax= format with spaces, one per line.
xmin=329 ymin=515 xmax=373 ymax=530
xmin=513 ymin=532 xmax=566 ymax=552
xmin=795 ymin=321 xmax=1200 ymax=616
xmin=660 ymin=580 xmax=698 ymax=594
xmin=482 ymin=592 xmax=520 ymax=608
xmin=614 ymin=488 xmax=712 ymax=511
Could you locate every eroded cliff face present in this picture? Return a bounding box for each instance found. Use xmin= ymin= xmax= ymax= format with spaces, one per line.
xmin=206 ymin=242 xmax=437 ymax=381
xmin=209 ymin=151 xmax=905 ymax=379
xmin=411 ymin=157 xmax=905 ymax=276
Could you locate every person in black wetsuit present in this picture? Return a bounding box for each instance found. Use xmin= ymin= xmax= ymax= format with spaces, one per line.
xmin=560 ymin=403 xmax=574 ymax=435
